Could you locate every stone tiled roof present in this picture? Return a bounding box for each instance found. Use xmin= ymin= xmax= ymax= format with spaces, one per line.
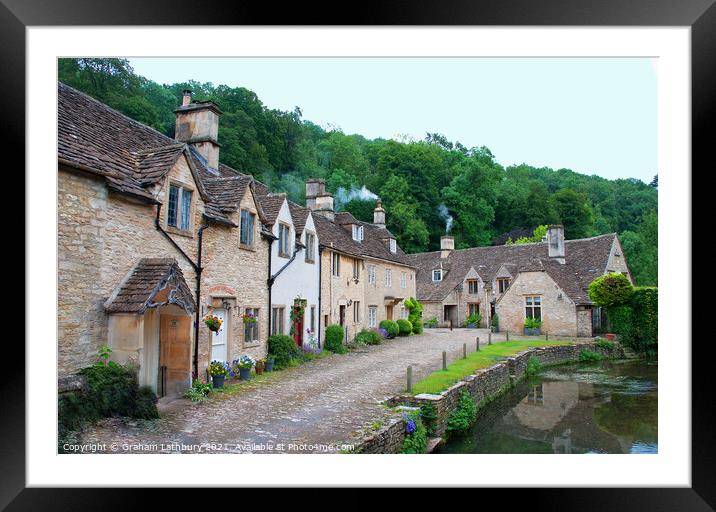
xmin=406 ymin=233 xmax=617 ymax=305
xmin=288 ymin=202 xmax=310 ymax=234
xmin=104 ymin=258 xmax=196 ymax=314
xmin=258 ymin=194 xmax=287 ymax=226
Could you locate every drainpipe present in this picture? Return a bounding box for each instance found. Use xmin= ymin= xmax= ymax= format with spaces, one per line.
xmin=267 ymin=243 xmax=303 ymax=335
xmin=154 ymin=205 xmax=203 ymax=379
xmin=266 ymin=238 xmax=274 ymax=336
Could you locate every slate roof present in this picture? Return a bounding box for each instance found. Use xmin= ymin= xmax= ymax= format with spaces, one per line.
xmin=288 ymin=202 xmax=310 ymax=234
xmin=104 ymin=258 xmax=196 ymax=314
xmin=406 ymin=233 xmax=617 ymax=305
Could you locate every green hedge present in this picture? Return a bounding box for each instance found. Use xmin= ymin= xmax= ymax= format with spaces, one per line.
xmin=589 ymin=272 xmax=634 ymax=307
xmin=404 ymin=297 xmax=423 ymax=334
xmin=412 ymin=317 xmax=424 ymax=335
xmin=268 ymin=334 xmax=301 ymax=369
xmin=59 ymin=362 xmax=158 ymax=451
xmin=325 ymin=324 xmax=347 ymax=353
xmin=608 ymin=286 xmax=658 ymax=354
xmin=379 ymin=320 xmax=399 ymax=338
xmin=355 ymin=329 xmax=382 ymax=345
xmin=397 ymin=319 xmax=413 ymax=336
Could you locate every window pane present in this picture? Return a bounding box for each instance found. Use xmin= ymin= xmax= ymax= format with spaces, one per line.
xmin=180 ymin=189 xmax=192 ymax=230
xmin=167 ymin=185 xmax=178 ymax=227
xmin=526 ymin=297 xmax=533 ymax=306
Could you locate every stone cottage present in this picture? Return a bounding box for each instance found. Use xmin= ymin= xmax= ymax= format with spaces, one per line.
xmin=306 ymin=179 xmax=417 ymax=343
xmin=406 ymin=226 xmax=631 ymax=337
xmin=58 ymin=84 xmax=272 ymax=396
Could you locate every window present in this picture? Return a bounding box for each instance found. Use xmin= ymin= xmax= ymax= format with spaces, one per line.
xmin=167 ymin=184 xmax=193 ymax=231
xmin=467 ymin=279 xmax=479 ymax=294
xmin=271 ymin=307 xmax=285 ymax=335
xmin=525 ymin=296 xmax=542 ymax=320
xmin=367 ymin=265 xmax=376 ymax=285
xmin=332 ymin=252 xmax=341 ymax=277
xmin=400 ymin=272 xmax=407 ymax=288
xmin=468 ymin=303 xmax=480 ymax=317
xmin=385 ymin=269 xmax=392 ymax=287
xmin=432 ymin=269 xmax=442 ymax=282
xmin=497 ymin=278 xmax=511 ymax=293
xmin=305 ymin=232 xmax=316 ymax=262
xmin=353 ymin=301 xmax=361 ymax=322
xmin=244 ymin=308 xmax=259 ymax=343
xmin=278 ymin=223 xmax=291 ymax=258
xmin=310 ymin=306 xmax=316 ymax=334
xmin=352 ymin=224 xmax=364 ymax=242
xmin=400 ymin=306 xmax=408 ymax=319
xmin=389 ymin=239 xmax=397 ymax=253
xmin=352 ymin=258 xmax=361 ymax=280
xmin=368 ymin=306 xmax=377 ymax=328
xmin=240 ymin=209 xmax=255 ymax=246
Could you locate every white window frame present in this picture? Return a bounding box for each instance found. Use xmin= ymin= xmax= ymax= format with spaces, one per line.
xmin=432 ymin=269 xmax=443 ymax=282
xmin=389 ymin=239 xmax=397 ymax=253
xmin=368 ymin=265 xmax=376 ymax=285
xmin=400 ymin=271 xmax=407 ymax=288
xmin=368 ymin=306 xmax=377 ymax=328
xmin=352 ymin=224 xmax=364 ymax=242
xmin=525 ymin=296 xmax=542 ymax=320
xmin=385 ymin=268 xmax=392 ymax=287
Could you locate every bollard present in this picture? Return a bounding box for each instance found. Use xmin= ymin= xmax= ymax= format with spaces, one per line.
xmin=506 ymin=330 xmax=510 ymax=341
xmin=442 ymin=351 xmax=447 ymax=370
xmin=545 ymin=332 xmax=549 ymax=340
xmin=463 ymin=343 xmax=467 ymax=359
xmin=476 ymin=336 xmax=480 ymax=351
xmin=407 ymin=365 xmax=413 ymax=392
xmin=449 ymin=321 xmax=453 ymax=332
xmin=488 ymin=331 xmax=492 ymax=345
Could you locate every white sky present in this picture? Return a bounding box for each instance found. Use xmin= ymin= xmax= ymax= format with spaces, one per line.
xmin=129 ymin=57 xmax=657 ymax=182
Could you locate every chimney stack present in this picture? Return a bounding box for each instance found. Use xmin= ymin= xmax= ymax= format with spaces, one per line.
xmin=373 ymin=198 xmax=386 ymax=227
xmin=305 ymin=178 xmax=334 ymax=221
xmin=174 ymin=95 xmax=223 ymax=169
xmin=440 ymin=235 xmax=454 ymax=258
xmin=547 ymin=225 xmax=565 ymax=263
xmin=182 ymin=89 xmax=192 ymax=107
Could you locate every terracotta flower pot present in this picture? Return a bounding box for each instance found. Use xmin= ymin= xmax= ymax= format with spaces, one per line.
xmin=606 ymin=333 xmax=616 ymax=341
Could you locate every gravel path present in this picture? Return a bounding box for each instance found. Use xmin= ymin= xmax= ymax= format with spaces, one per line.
xmin=78 ymin=328 xmax=501 ymax=453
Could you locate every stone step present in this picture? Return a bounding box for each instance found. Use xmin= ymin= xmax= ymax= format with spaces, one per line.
xmin=427 ymin=437 xmax=444 ymax=453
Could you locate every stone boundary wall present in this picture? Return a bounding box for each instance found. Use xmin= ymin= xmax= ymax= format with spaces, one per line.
xmin=353 ymin=342 xmax=623 ymax=453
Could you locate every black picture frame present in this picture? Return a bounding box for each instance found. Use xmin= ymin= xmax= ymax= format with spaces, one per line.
xmin=3 ymin=0 xmax=712 ymax=509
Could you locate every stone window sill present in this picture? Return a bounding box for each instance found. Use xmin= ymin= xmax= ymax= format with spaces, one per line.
xmin=305 ymin=259 xmax=315 ymax=264
xmin=278 ymin=252 xmax=291 ymax=259
xmin=166 ymin=225 xmax=194 ymax=238
xmin=239 ymin=243 xmax=256 ymax=252
xmin=243 ymin=341 xmax=261 ymax=348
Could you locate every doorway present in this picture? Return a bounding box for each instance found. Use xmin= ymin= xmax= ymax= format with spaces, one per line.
xmin=210 ymin=308 xmax=228 ymax=362
xmin=339 ymin=305 xmax=346 ymax=326
xmin=292 ymin=300 xmax=305 ymax=347
xmin=386 ymin=305 xmax=394 ymax=320
xmin=444 ymin=305 xmax=458 ymax=327
xmin=159 ymin=314 xmax=191 ymax=397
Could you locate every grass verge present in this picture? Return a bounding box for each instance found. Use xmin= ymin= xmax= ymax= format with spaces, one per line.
xmin=410 ymin=340 xmax=573 ymax=395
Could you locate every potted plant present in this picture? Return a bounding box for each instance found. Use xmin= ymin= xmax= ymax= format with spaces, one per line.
xmin=255 ymin=359 xmax=266 ymax=375
xmin=203 ymin=314 xmax=223 ymax=333
xmin=523 ymin=317 xmax=542 ymax=336
xmin=463 ymin=313 xmax=482 ymax=329
xmin=265 ymin=355 xmax=275 ymax=372
xmin=490 ymin=313 xmax=499 ymax=333
xmin=233 ymin=355 xmax=255 ymax=380
xmin=209 ymin=360 xmax=228 ymax=388
xmin=424 ymin=318 xmax=438 ymax=329
xmin=241 ymin=311 xmax=257 ymax=324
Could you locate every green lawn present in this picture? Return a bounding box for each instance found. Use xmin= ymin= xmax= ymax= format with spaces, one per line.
xmin=410 ymin=340 xmax=573 ymax=395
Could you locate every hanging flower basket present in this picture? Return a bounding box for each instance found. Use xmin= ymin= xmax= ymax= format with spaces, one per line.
xmin=241 ymin=312 xmax=258 ymax=324
xmin=203 ymin=314 xmax=223 ymax=332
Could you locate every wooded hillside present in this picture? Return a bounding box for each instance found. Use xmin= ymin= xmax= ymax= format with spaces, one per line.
xmin=58 ymin=58 xmax=657 ymax=285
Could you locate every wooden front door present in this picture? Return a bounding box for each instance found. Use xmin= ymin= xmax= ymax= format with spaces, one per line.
xmin=339 ymin=305 xmax=346 ymax=326
xmin=386 ymin=305 xmax=394 ymax=320
xmin=159 ymin=314 xmax=191 ymax=397
xmin=292 ymin=305 xmax=304 ymax=346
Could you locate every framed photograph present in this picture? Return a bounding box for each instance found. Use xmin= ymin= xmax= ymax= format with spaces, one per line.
xmin=6 ymin=0 xmax=712 ymax=507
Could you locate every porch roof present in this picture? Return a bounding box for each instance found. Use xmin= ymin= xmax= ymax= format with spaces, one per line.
xmin=104 ymin=258 xmax=196 ymax=314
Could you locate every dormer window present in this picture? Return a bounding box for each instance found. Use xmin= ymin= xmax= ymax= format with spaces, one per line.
xmin=167 ymin=183 xmax=193 ymax=232
xmin=432 ymin=269 xmax=443 ymax=282
xmin=352 ymin=225 xmax=364 ymax=242
xmin=389 ymin=239 xmax=397 ymax=253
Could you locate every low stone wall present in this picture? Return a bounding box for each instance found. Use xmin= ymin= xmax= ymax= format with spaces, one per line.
xmin=353 ymin=342 xmax=623 ymax=453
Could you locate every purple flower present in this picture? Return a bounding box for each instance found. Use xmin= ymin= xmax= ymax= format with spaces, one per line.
xmin=405 ymin=419 xmax=416 ymax=434
xmin=378 ymin=328 xmax=389 ymax=339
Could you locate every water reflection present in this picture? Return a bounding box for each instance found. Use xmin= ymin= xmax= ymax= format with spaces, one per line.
xmin=437 ymin=360 xmax=657 ymax=454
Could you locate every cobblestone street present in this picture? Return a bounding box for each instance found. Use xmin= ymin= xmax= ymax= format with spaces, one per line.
xmin=79 ymin=329 xmax=504 ymax=453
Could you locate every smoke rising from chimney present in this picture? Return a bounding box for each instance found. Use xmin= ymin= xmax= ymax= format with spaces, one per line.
xmin=437 ymin=203 xmax=454 ymax=234
xmin=334 ymin=185 xmax=378 ymax=210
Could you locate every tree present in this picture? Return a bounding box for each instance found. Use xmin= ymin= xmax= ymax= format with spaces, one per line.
xmin=588 ymin=273 xmax=634 ymax=307
xmin=551 ymin=188 xmax=594 ymax=239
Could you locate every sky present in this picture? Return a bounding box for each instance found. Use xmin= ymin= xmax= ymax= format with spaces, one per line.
xmin=128 ymin=57 xmax=657 ymax=183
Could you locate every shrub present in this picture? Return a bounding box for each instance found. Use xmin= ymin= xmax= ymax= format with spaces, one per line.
xmin=397 ymin=319 xmax=413 ymax=336
xmin=594 ymin=338 xmax=615 ymax=350
xmin=490 ymin=313 xmax=499 ymax=329
xmin=419 ymin=402 xmax=438 ymax=437
xmin=425 ymin=318 xmax=438 ymax=328
xmin=268 ymin=334 xmax=301 ymax=369
xmin=525 ymin=356 xmax=542 ymax=377
xmin=400 ymin=410 xmax=427 ymax=454
xmin=447 ymin=391 xmax=477 ymax=434
xmin=404 ymin=297 xmax=423 ymax=332
xmin=463 ymin=312 xmax=482 ymax=327
xmin=524 ymin=317 xmax=542 ymax=329
xmin=325 ymin=324 xmax=347 ymax=353
xmin=607 ymin=286 xmax=658 ymax=354
xmin=379 ymin=320 xmax=400 ymax=338
xmin=579 ymin=349 xmax=603 ymax=362
xmin=184 ymin=380 xmax=212 ymax=403
xmin=588 ymin=273 xmax=634 ymax=308
xmin=354 ymin=329 xmax=382 ymax=346
xmin=412 ymin=317 xmax=424 ymax=335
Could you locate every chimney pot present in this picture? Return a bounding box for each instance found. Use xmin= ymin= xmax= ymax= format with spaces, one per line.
xmin=182 ymin=90 xmax=192 ymax=107
xmin=373 ymin=197 xmax=386 ymax=227
xmin=440 ymin=235 xmax=454 ymax=258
